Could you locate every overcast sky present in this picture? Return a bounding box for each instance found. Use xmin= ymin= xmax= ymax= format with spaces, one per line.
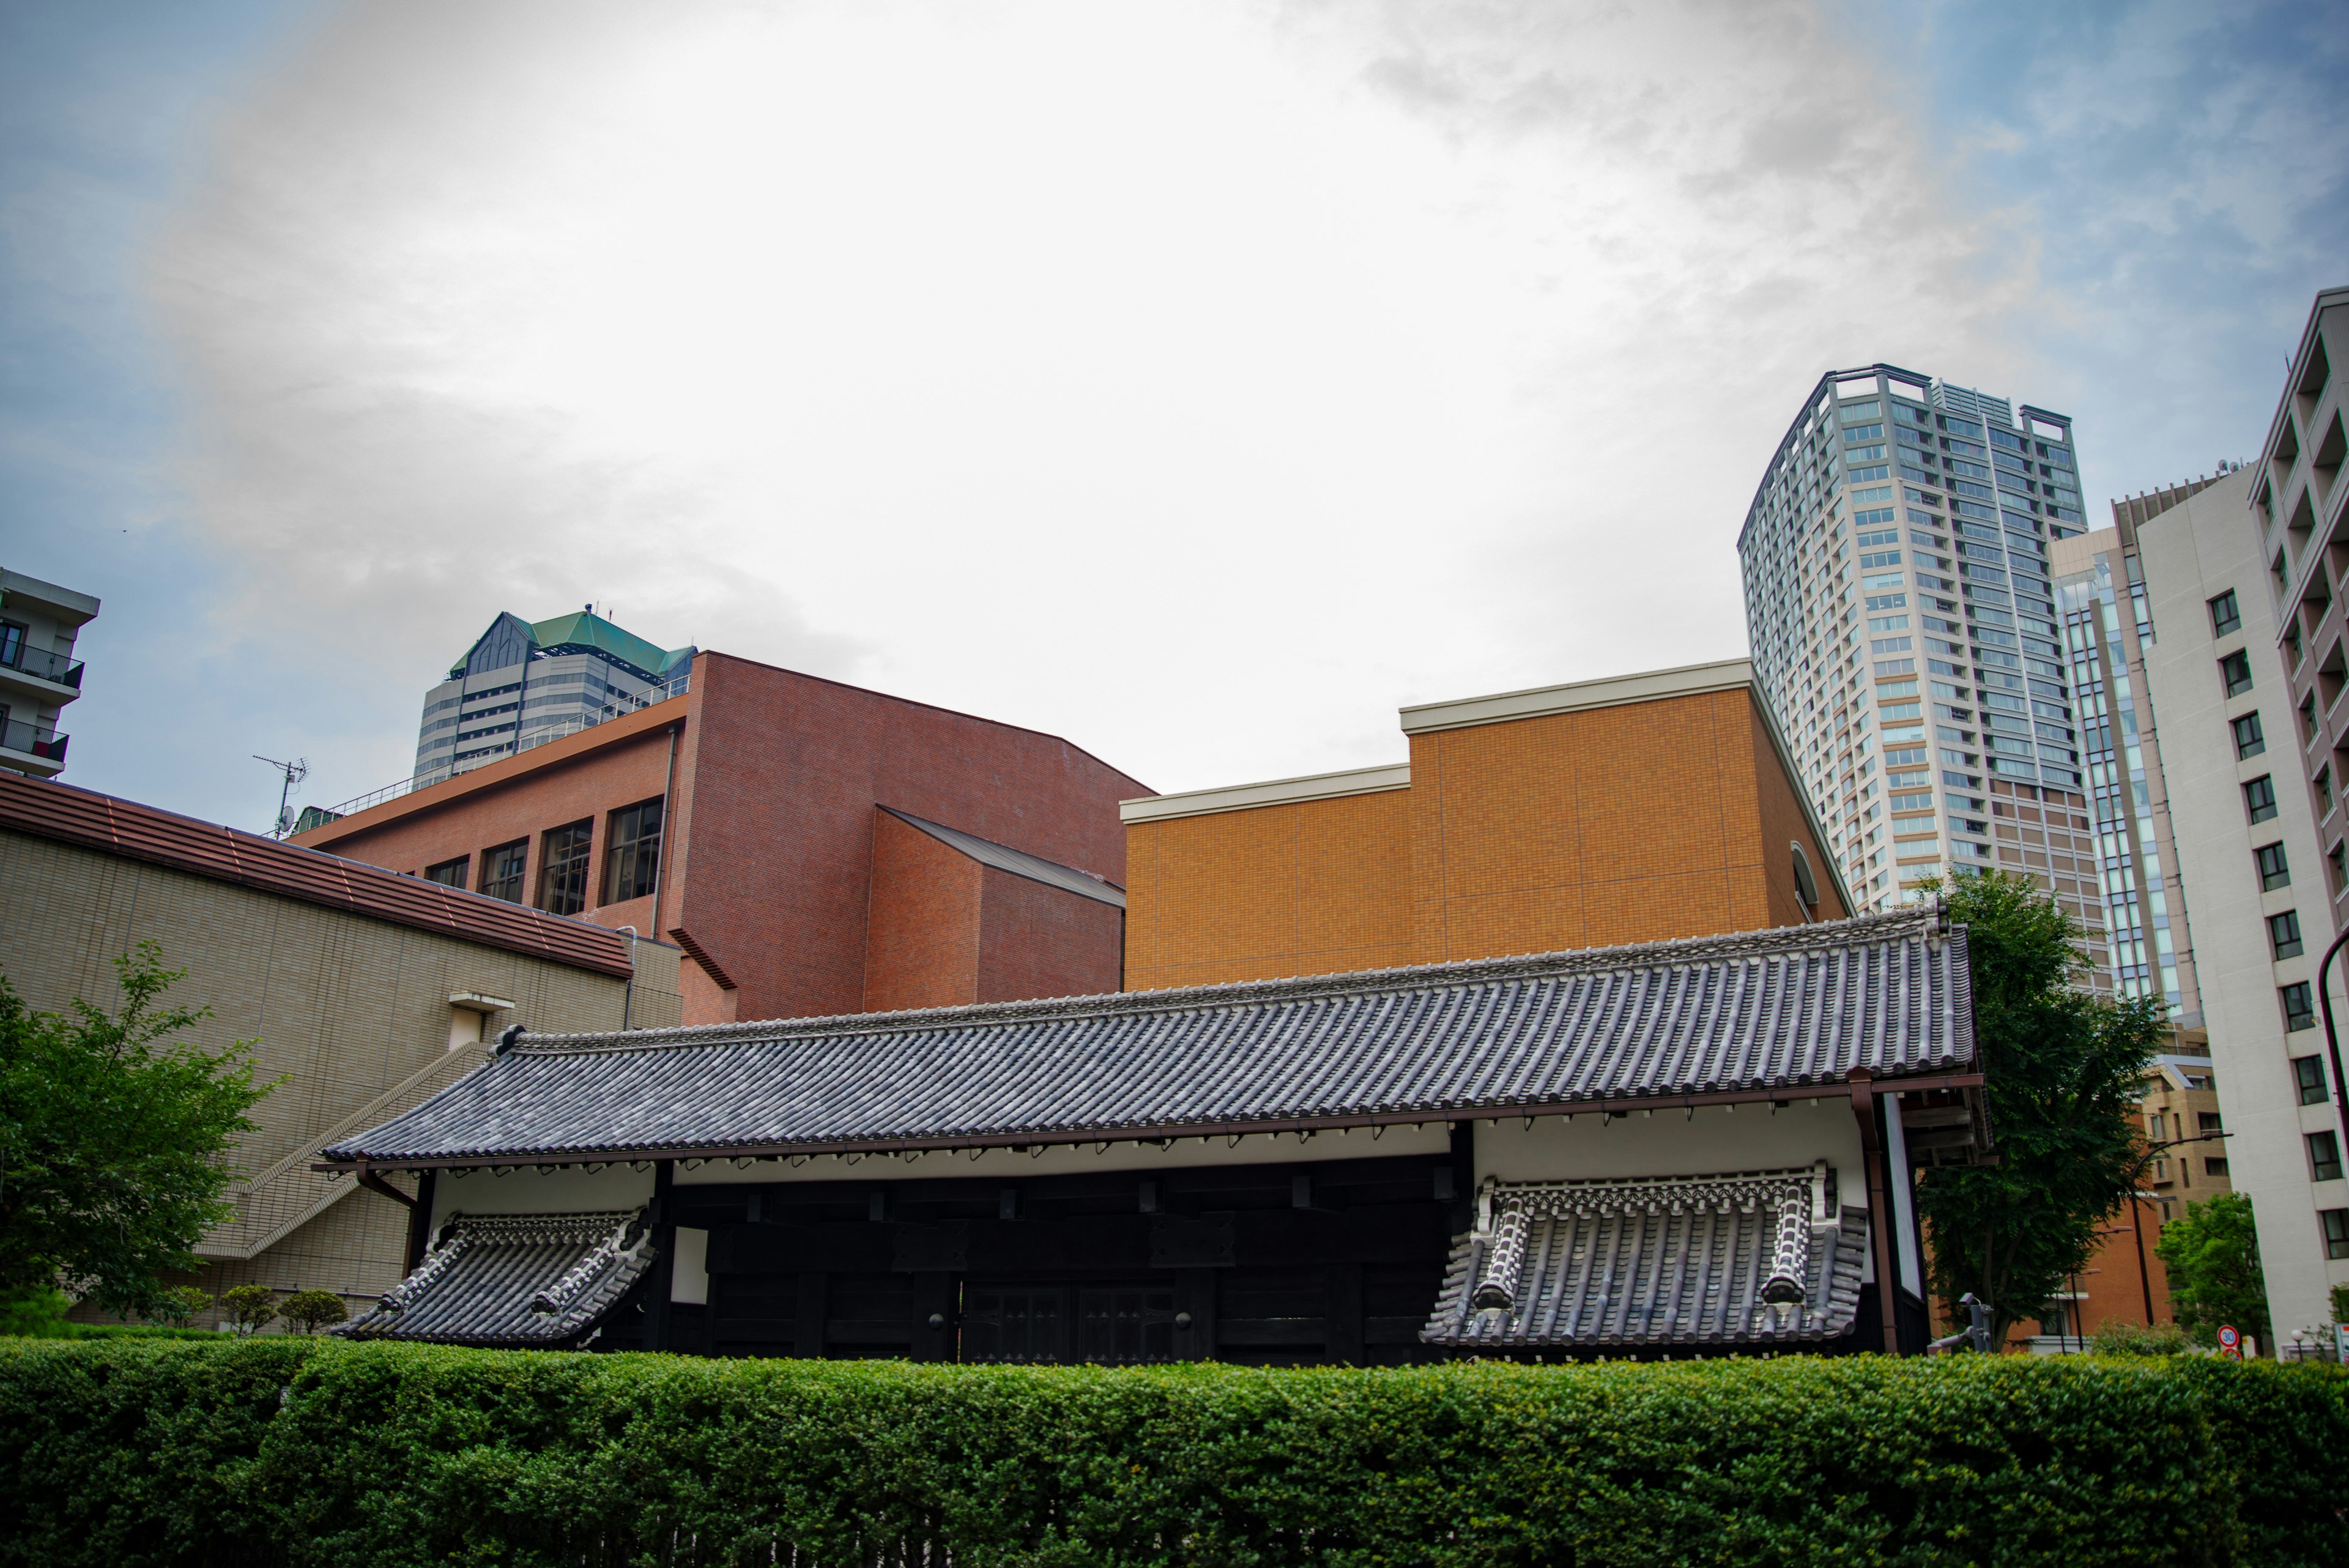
xmin=5 ymin=0 xmax=2343 ymax=833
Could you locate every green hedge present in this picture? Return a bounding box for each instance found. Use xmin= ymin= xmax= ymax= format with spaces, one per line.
xmin=1 ymin=1340 xmax=2342 ymax=1568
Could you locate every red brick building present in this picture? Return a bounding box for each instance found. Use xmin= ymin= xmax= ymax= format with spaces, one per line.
xmin=295 ymin=652 xmax=1144 ymax=1025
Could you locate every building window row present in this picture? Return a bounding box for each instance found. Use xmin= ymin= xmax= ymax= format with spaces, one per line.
xmin=415 ymin=796 xmax=665 ymax=918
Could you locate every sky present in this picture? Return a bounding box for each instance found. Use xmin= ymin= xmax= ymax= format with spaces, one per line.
xmin=4 ymin=0 xmax=2344 ymax=834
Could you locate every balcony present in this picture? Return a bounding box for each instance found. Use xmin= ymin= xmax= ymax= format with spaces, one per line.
xmin=0 ymin=642 xmax=84 ymax=704
xmin=0 ymin=717 xmax=68 ymax=776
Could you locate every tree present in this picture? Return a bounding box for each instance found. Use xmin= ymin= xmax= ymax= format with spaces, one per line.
xmin=1913 ymin=872 xmax=2165 ymax=1348
xmin=219 ymin=1284 xmax=280 ymax=1337
xmin=2156 ymin=1191 xmax=2271 ymax=1348
xmin=149 ymin=1285 xmax=212 ymax=1326
xmin=276 ymin=1288 xmax=347 ymax=1335
xmin=0 ymin=946 xmax=272 ymax=1320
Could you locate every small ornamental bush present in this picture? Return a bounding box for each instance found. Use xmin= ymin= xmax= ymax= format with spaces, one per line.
xmin=1 ymin=1340 xmax=2343 ymax=1568
xmin=218 ymin=1284 xmax=279 ymax=1337
xmin=275 ymin=1290 xmax=347 ymax=1336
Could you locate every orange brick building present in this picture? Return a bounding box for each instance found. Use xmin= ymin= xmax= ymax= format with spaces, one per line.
xmin=295 ymin=652 xmax=1143 ymax=1025
xmin=1121 ymin=661 xmax=1851 ymax=992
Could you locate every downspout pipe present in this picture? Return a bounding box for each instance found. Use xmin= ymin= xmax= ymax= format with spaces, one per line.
xmin=2311 ymin=926 xmax=2349 ymax=1160
xmin=649 ymin=720 xmax=683 ymax=938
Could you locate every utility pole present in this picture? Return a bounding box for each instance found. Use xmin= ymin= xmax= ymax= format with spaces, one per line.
xmin=253 ymin=754 xmax=309 ymax=838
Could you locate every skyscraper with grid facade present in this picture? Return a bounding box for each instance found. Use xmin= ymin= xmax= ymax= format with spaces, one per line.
xmin=1737 ymin=364 xmax=2112 ymax=986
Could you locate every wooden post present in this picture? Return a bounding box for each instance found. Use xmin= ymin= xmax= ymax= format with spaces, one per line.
xmin=643 ymin=1160 xmax=676 ymax=1351
xmin=1326 ymin=1262 xmax=1365 ymax=1365
xmin=1847 ymin=1069 xmax=1902 ymax=1354
xmin=1178 ymin=1268 xmax=1217 ymax=1362
xmin=404 ymin=1169 xmax=438 ymax=1271
xmin=796 ymin=1271 xmax=829 ymax=1361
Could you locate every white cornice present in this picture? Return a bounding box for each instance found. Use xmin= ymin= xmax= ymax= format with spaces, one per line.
xmin=1398 ymin=658 xmax=1757 ymax=735
xmin=1119 ymin=763 xmax=1409 ymax=824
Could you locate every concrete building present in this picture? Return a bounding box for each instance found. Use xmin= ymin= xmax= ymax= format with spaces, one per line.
xmin=2136 ymin=463 xmax=2344 ymax=1341
xmin=0 ymin=568 xmax=98 ymax=778
xmin=0 ymin=769 xmax=678 ymax=1328
xmin=2049 ymin=521 xmax=2205 ymax=1019
xmin=297 ymin=651 xmax=1145 ymax=1025
xmin=410 ymin=608 xmax=697 ymax=789
xmin=1119 ymin=660 xmax=1849 ymax=994
xmin=1735 ymin=366 xmax=2109 ymax=986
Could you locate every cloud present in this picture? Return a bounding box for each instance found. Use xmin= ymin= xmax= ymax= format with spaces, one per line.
xmin=144 ymin=0 xmax=2047 ymax=806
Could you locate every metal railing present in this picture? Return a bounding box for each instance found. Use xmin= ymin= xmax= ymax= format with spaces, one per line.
xmin=0 ymin=718 xmax=67 ymax=763
xmin=322 ymin=670 xmax=689 ymax=818
xmin=1 ymin=645 xmax=84 ymax=688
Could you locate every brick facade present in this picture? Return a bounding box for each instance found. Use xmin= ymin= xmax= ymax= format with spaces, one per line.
xmin=1125 ymin=676 xmax=1846 ymax=992
xmin=298 ymin=652 xmax=1147 ymax=1024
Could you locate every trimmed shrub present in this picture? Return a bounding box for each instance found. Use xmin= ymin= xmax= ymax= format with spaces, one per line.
xmin=2090 ymin=1318 xmax=2194 ymax=1356
xmin=0 ymin=1339 xmax=2343 ymax=1568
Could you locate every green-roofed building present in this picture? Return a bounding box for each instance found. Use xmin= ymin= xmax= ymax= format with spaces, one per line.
xmin=414 ymin=606 xmax=696 ymax=785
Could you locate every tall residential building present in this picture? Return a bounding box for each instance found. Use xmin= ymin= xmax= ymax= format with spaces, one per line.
xmin=413 ymin=608 xmax=697 ymax=787
xmin=2049 ymin=516 xmax=2206 ymax=1020
xmin=0 ymin=568 xmax=98 ymax=778
xmin=2136 ymin=463 xmax=2342 ymax=1339
xmin=1736 ymin=365 xmax=2108 ymax=982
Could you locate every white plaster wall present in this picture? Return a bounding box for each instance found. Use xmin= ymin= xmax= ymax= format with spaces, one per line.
xmin=1472 ymin=1101 xmax=1864 ymax=1186
xmin=431 ymin=1162 xmax=656 ymax=1233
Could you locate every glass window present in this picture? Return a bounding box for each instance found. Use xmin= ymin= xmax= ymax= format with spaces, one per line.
xmin=2309 ymin=1130 xmax=2343 ymax=1183
xmin=2269 ymin=908 xmax=2304 ymax=959
xmin=2324 ymin=1209 xmax=2349 ymax=1260
xmin=2198 ymin=1112 xmax=2224 ymax=1134
xmin=2219 ymin=651 xmax=2254 ymax=697
xmin=602 ymin=797 xmax=665 ymax=905
xmin=2204 ymin=1157 xmax=2229 ymax=1176
xmin=423 ymin=856 xmax=468 ymax=889
xmin=2258 ymin=842 xmax=2292 ymax=891
xmin=2208 ymin=590 xmax=2241 ymax=637
xmin=480 ymin=840 xmax=527 ymax=903
xmin=2232 ymin=712 xmax=2266 ymax=758
xmin=2243 ymin=775 xmax=2278 ymax=823
xmin=538 ymin=820 xmax=594 ymax=916
xmin=0 ymin=622 xmax=23 ymax=668
xmin=2282 ymin=981 xmax=2316 ymax=1031
xmin=2296 ymin=1055 xmax=2331 ymax=1105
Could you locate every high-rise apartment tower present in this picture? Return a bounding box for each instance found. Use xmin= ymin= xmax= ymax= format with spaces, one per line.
xmin=413 ymin=609 xmax=696 ymax=787
xmin=2049 ymin=514 xmax=2208 ymax=1020
xmin=1737 ymin=365 xmax=2109 ymax=983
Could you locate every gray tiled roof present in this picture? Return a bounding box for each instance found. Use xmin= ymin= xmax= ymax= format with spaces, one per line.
xmin=881 ymin=806 xmax=1125 ymax=908
xmin=322 ymin=907 xmax=1972 ymax=1169
xmin=1420 ymin=1166 xmax=1866 ymax=1348
xmin=336 ymin=1210 xmax=651 ymax=1346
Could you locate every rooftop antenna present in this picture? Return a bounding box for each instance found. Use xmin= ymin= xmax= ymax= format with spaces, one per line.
xmin=254 ymin=754 xmax=309 ymax=839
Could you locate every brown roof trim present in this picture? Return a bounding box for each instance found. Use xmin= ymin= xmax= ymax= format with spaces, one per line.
xmin=292 ymin=699 xmax=688 ymax=848
xmin=0 ymin=771 xmax=635 ymax=979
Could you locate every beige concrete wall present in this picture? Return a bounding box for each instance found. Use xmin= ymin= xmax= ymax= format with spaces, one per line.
xmin=0 ymin=828 xmax=681 ymax=1325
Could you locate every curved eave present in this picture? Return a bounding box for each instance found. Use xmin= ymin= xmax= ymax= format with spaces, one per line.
xmin=316 ymin=1068 xmax=1986 ymax=1173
